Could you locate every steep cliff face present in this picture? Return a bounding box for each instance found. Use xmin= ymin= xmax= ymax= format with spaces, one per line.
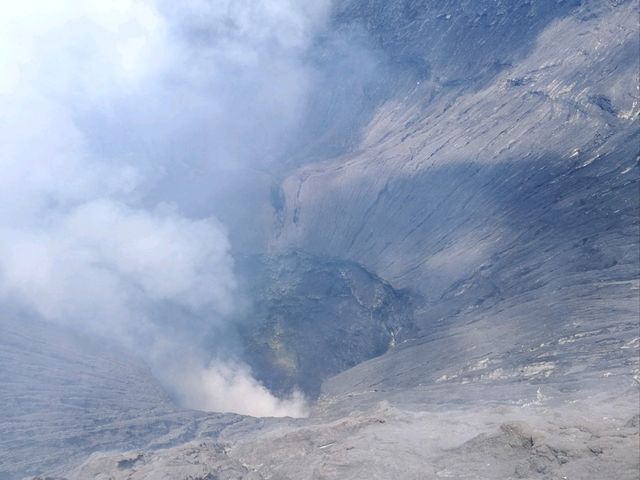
xmin=274 ymin=0 xmax=639 ymax=300
xmin=268 ymin=0 xmax=640 ymax=411
xmin=333 ymin=0 xmax=584 ymax=82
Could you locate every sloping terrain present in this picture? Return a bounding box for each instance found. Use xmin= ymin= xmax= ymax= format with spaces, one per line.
xmin=274 ymin=0 xmax=639 ymax=300
xmin=272 ymin=0 xmax=640 ymax=416
xmin=2 ymin=0 xmax=639 ymax=479
xmin=0 ymin=315 xmax=205 ymax=479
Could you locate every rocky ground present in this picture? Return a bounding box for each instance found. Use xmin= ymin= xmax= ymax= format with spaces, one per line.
xmin=39 ymin=388 xmax=640 ymax=480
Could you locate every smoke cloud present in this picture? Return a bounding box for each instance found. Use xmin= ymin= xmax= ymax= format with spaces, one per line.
xmin=166 ymin=357 xmax=308 ymax=417
xmin=0 ymin=0 xmax=332 ymax=417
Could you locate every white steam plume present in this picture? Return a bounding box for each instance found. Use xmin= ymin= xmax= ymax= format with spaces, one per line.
xmin=0 ymin=0 xmax=329 ymax=417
